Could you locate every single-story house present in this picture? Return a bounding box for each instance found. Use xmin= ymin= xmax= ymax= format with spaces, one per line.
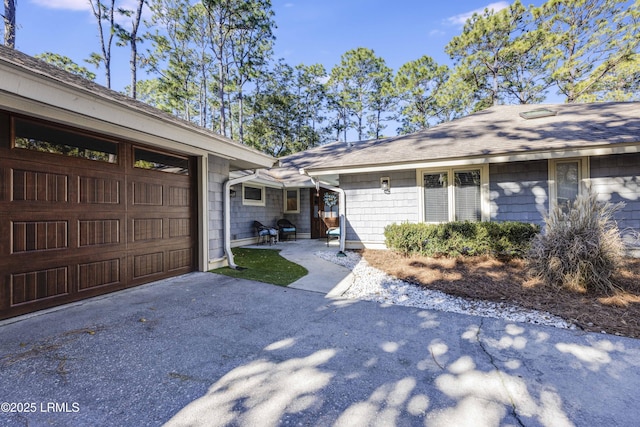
xmin=3 ymin=47 xmax=638 ymax=320
xmin=0 ymin=46 xmax=275 ymax=319
xmin=233 ymin=102 xmax=640 ymax=256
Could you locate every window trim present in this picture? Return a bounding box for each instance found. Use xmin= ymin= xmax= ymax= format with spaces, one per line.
xmin=242 ymin=183 xmax=266 ymax=206
xmin=283 ymin=188 xmax=300 ymax=213
xmin=417 ymin=165 xmax=489 ymax=223
xmin=548 ymin=157 xmax=590 ymax=210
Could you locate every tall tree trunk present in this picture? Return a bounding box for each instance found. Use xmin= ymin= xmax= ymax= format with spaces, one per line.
xmin=3 ymin=0 xmax=16 ymax=48
xmin=129 ymin=0 xmax=145 ymax=99
xmin=238 ymin=88 xmax=244 ymax=143
xmin=89 ymin=0 xmax=115 ymax=89
xmin=226 ymin=90 xmax=233 ymax=138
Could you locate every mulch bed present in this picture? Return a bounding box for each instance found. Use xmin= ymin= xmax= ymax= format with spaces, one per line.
xmin=362 ymin=249 xmax=640 ymax=339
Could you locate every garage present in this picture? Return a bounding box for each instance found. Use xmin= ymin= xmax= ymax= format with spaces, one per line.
xmin=0 ymin=46 xmax=276 ymax=321
xmin=0 ymin=113 xmax=197 ymax=319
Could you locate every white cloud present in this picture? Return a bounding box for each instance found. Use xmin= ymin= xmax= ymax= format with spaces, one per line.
xmin=31 ymin=0 xmax=89 ymax=11
xmin=446 ymin=1 xmax=510 ymax=26
xmin=30 ymin=0 xmax=152 ymax=25
xmin=30 ymin=0 xmax=147 ymax=13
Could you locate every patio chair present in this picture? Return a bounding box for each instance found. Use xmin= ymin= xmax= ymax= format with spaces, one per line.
xmin=277 ymin=218 xmax=297 ymax=241
xmin=320 ymin=212 xmax=340 ymax=246
xmin=254 ymin=221 xmax=278 ymax=245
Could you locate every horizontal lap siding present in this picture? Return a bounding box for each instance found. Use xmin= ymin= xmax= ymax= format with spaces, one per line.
xmin=284 ymin=189 xmax=310 ymax=235
xmin=489 ymin=161 xmax=548 ymax=225
xmin=342 ymin=170 xmax=419 ymax=245
xmin=590 ymin=153 xmax=640 ymax=248
xmin=230 ymin=186 xmax=283 ymax=241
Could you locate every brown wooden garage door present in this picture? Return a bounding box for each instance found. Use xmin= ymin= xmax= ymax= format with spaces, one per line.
xmin=0 ymin=113 xmax=197 ymax=320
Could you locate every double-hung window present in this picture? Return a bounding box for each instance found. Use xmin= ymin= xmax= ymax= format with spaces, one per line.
xmin=420 ymin=166 xmax=488 ymax=223
xmin=549 ymin=158 xmax=589 ymax=210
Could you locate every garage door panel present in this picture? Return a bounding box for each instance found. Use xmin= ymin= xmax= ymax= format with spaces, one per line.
xmin=169 ymin=247 xmax=194 ymax=272
xmin=11 ymin=219 xmax=68 ymax=254
xmin=78 ymin=174 xmax=122 ymax=205
xmin=78 ymin=218 xmax=122 ymax=248
xmin=12 ymin=167 xmax=69 ymax=203
xmin=77 ymin=257 xmax=122 ymax=291
xmin=9 ymin=265 xmax=70 ymax=307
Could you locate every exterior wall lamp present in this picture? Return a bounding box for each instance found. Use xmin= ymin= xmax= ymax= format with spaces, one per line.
xmin=380 ymin=177 xmax=390 ymax=193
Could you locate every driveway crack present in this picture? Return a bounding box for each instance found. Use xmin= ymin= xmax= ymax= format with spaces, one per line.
xmin=476 ymin=319 xmax=525 ymax=427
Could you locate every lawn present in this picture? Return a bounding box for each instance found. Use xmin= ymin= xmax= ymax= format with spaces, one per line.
xmin=211 ymin=248 xmax=308 ymax=286
xmin=363 ymin=249 xmax=640 ymax=338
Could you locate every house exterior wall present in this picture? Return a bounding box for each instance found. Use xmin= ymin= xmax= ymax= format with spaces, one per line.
xmin=341 ymin=170 xmax=419 ymax=248
xmin=230 ymin=186 xmax=283 ymax=241
xmin=590 ymin=153 xmax=640 ymax=249
xmin=208 ymin=155 xmax=230 ymax=262
xmin=283 ymin=188 xmax=311 ymax=236
xmin=489 ymin=160 xmax=549 ymax=224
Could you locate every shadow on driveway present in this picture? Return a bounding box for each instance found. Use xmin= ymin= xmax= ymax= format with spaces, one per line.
xmin=1 ymin=272 xmax=639 ymax=426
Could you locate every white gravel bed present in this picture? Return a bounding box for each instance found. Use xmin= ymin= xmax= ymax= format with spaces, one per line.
xmin=316 ymin=250 xmax=575 ymax=330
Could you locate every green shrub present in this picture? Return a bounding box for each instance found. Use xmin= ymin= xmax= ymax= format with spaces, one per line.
xmin=384 ymin=221 xmax=539 ymax=259
xmin=527 ymin=190 xmax=626 ymax=294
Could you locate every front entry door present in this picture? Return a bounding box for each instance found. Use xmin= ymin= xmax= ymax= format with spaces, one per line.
xmin=310 ymin=188 xmax=339 ymax=239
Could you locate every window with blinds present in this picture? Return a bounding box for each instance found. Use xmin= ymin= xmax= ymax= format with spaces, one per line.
xmin=423 ymin=172 xmax=449 ymax=222
xmin=422 ymin=168 xmax=483 ymax=223
xmin=454 ymin=170 xmax=481 ymax=221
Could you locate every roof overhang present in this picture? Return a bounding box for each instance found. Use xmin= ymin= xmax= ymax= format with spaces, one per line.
xmin=304 ymin=142 xmax=640 ymax=176
xmin=0 ymin=59 xmax=275 ymax=170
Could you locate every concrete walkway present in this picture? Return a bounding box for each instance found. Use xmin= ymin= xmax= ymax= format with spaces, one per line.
xmin=243 ymin=238 xmax=354 ymax=297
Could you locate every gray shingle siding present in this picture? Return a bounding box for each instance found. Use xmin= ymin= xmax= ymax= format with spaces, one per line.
xmin=342 ymin=170 xmax=419 ymax=245
xmin=591 ymin=153 xmax=640 ymax=247
xmin=283 ymin=188 xmax=310 ymax=235
xmin=230 ymin=186 xmax=283 ymax=240
xmin=208 ymin=156 xmax=229 ymax=260
xmin=489 ymin=161 xmax=548 ymax=224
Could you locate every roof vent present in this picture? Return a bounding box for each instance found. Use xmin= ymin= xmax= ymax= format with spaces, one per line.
xmin=519 ymin=108 xmax=557 ymax=120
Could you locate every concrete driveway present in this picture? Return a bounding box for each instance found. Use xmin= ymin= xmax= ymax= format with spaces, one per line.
xmin=1 ymin=271 xmax=640 ymax=426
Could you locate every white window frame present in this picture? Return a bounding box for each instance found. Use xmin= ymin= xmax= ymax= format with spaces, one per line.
xmin=242 ymin=183 xmax=265 ymax=206
xmin=548 ymin=157 xmax=590 ymax=211
xmin=417 ymin=165 xmax=490 ymax=223
xmin=283 ymin=188 xmax=300 ymax=213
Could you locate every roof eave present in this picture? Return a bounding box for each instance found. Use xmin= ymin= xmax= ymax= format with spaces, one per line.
xmin=0 ymin=58 xmax=275 ymax=170
xmin=304 ymin=141 xmax=640 ymax=176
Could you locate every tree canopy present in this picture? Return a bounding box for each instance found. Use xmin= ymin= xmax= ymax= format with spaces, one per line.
xmin=6 ymin=0 xmax=639 ymax=156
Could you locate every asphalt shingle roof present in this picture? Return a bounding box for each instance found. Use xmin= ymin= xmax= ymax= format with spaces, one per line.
xmin=281 ymin=102 xmax=640 ymax=174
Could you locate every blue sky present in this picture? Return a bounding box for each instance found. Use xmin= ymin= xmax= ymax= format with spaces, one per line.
xmin=12 ymin=0 xmax=546 ymax=93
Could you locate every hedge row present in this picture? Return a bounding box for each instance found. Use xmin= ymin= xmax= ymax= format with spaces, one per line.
xmin=384 ymin=221 xmax=540 ymax=258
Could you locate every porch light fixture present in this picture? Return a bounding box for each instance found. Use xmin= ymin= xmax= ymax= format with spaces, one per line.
xmin=230 ymin=188 xmax=237 ymax=198
xmin=381 ymin=177 xmax=390 ymax=193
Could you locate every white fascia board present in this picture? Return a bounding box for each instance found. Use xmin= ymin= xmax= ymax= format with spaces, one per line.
xmin=306 ymin=143 xmax=640 ymax=176
xmin=0 ymin=63 xmax=274 ymax=168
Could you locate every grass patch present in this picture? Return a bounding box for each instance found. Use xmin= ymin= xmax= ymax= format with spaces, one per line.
xmin=211 ymin=248 xmax=307 ymax=286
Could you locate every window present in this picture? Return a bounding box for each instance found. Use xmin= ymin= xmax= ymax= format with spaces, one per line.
xmin=134 ymin=148 xmax=189 ymax=175
xmin=419 ymin=166 xmax=488 ymax=223
xmin=549 ymin=158 xmax=588 ymax=210
xmin=13 ymin=117 xmax=118 ymax=163
xmin=423 ymin=172 xmax=449 ymax=222
xmin=284 ymin=189 xmax=300 ymax=213
xmin=454 ymin=170 xmax=481 ymax=221
xmin=242 ymin=183 xmax=265 ymax=206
